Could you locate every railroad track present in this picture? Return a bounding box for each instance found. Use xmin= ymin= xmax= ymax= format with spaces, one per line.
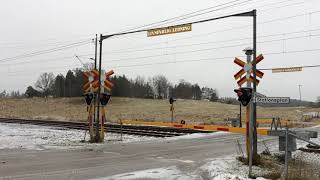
xmin=0 ymin=118 xmax=211 ymax=137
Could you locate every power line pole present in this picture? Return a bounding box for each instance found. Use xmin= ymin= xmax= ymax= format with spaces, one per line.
xmin=95 ymin=34 xmax=97 ymax=70
xmin=243 ymin=47 xmax=253 ymax=177
xmin=298 ymin=84 xmax=302 ymax=106
xmin=92 ymin=34 xmax=98 ymax=141
xmin=95 ymin=34 xmax=103 ymax=142
xmin=252 ymin=9 xmax=258 ymax=164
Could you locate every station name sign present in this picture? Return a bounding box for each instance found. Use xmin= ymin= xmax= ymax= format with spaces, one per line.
xmin=255 ymin=97 xmax=290 ymax=104
xmin=147 ymin=24 xmax=192 ymax=37
xmin=272 ymin=67 xmax=302 ymax=73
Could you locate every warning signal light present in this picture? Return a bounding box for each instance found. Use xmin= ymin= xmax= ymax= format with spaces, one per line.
xmin=234 ymin=87 xmax=252 ymax=106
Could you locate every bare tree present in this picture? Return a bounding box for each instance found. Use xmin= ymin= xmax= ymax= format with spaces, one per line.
xmin=82 ymin=62 xmax=94 ymax=71
xmin=152 ymin=75 xmax=170 ymax=99
xmin=35 ymin=72 xmax=55 ymax=97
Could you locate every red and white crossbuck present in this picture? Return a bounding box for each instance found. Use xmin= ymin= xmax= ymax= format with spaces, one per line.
xmin=234 ymin=54 xmax=264 ymax=87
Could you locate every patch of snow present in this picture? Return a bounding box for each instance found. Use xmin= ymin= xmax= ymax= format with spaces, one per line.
xmin=165 ymin=131 xmax=232 ymax=141
xmin=0 ymin=123 xmax=158 ymax=150
xmin=92 ymin=166 xmax=197 ymax=180
xmin=293 ymin=151 xmax=320 ymax=167
xmin=92 ymin=156 xmax=270 ymax=180
xmin=0 ymin=122 xmax=235 ymax=151
xmin=200 ymin=156 xmax=268 ymax=180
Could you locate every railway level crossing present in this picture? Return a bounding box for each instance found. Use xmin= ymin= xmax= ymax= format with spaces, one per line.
xmin=83 ymin=69 xmax=115 ymax=142
xmin=86 ymin=9 xmax=259 ymax=177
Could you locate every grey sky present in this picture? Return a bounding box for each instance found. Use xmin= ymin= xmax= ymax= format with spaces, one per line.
xmin=0 ymin=0 xmax=320 ymax=101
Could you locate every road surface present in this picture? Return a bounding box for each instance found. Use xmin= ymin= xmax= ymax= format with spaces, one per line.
xmin=0 ymin=131 xmax=283 ymax=180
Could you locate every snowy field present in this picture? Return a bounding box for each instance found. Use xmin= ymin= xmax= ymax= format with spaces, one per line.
xmin=0 ymin=123 xmax=159 ymax=150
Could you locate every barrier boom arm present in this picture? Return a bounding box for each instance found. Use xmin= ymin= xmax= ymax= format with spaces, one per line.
xmin=121 ymin=120 xmax=268 ymax=135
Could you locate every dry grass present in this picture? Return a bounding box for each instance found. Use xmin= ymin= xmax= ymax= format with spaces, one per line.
xmin=287 ymin=160 xmax=320 ymax=180
xmin=237 ymin=155 xmax=282 ymax=179
xmin=0 ymin=97 xmax=319 ymax=124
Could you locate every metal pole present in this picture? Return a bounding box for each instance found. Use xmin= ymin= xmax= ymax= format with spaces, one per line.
xmin=288 ymin=131 xmax=320 ymax=147
xmin=120 ymin=119 xmax=123 ymax=141
xmin=92 ymin=34 xmax=98 ymax=135
xmin=95 ymin=34 xmax=97 ymax=70
xmin=285 ymin=126 xmax=289 ymax=180
xmin=171 ymin=104 xmax=174 ymax=123
xmin=239 ymin=104 xmax=242 ymax=127
xmin=244 ymin=48 xmax=253 ymax=177
xmin=298 ymin=85 xmax=302 ymax=106
xmin=252 ymin=9 xmax=258 ymax=160
xmin=96 ymin=34 xmax=103 ymax=142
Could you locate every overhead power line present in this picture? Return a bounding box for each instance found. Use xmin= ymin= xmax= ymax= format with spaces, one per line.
xmin=142 ymin=0 xmax=254 ymax=29
xmin=101 ymin=33 xmax=320 ymax=63
xmin=0 ymin=40 xmax=92 ymax=63
xmin=97 ymin=27 xmax=320 ymax=55
xmin=0 ymin=0 xmax=250 ymax=48
xmin=1 ymin=1 xmax=316 ymax=68
xmin=0 ymin=0 xmax=310 ymax=64
xmin=4 ymin=47 xmax=320 ymax=76
xmin=104 ymin=47 xmax=320 ymax=69
xmin=2 ymin=31 xmax=320 ymax=66
xmin=112 ymin=0 xmax=299 ymax=35
xmin=106 ymin=0 xmax=252 ymax=34
xmin=98 ymin=8 xmax=320 ymax=54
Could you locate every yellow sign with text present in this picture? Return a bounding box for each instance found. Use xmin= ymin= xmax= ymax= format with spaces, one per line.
xmin=272 ymin=67 xmax=302 ymax=73
xmin=147 ymin=24 xmax=192 ymax=37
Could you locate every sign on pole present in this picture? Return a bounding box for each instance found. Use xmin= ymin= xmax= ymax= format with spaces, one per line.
xmin=255 ymin=97 xmax=290 ymax=104
xmin=233 ymin=54 xmax=264 ymax=87
xmin=83 ymin=69 xmax=99 ymax=93
xmin=83 ymin=69 xmax=114 ymax=93
xmin=147 ymin=24 xmax=192 ymax=37
xmin=272 ymin=67 xmax=302 ymax=73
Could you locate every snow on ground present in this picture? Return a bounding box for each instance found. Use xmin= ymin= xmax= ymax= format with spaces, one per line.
xmin=92 ymin=156 xmax=268 ymax=180
xmin=0 ymin=123 xmax=158 ymax=150
xmin=165 ymin=131 xmax=232 ymax=141
xmin=0 ymin=122 xmax=232 ymax=151
xmin=201 ymin=157 xmax=269 ymax=180
xmin=262 ymin=126 xmax=320 ymax=168
xmin=93 ymin=166 xmax=197 ymax=180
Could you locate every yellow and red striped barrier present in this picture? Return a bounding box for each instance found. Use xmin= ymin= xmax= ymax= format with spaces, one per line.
xmin=121 ymin=120 xmax=269 ymax=136
xmin=256 ymin=119 xmax=291 ymax=124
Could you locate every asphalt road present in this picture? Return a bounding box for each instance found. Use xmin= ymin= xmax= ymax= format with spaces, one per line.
xmin=0 ymin=132 xmax=278 ymax=180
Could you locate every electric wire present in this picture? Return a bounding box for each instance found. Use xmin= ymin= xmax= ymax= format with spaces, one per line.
xmin=0 ymin=1 xmax=313 ymax=63
xmin=105 ymin=0 xmax=252 ymax=34
xmin=112 ymin=0 xmax=299 ymax=36
xmin=101 ymin=33 xmax=320 ymax=63
xmin=0 ymin=40 xmax=92 ymax=63
xmin=5 ymin=47 xmax=320 ymax=76
xmin=105 ymin=48 xmax=320 ymax=69
xmin=1 ymin=30 xmax=319 ymax=66
xmin=95 ymin=27 xmax=320 ymax=55
xmin=97 ymin=8 xmax=320 ymax=54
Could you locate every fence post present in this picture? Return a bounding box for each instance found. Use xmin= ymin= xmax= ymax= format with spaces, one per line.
xmin=285 ymin=126 xmax=289 ymax=180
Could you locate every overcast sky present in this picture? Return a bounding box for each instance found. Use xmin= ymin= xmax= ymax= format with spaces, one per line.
xmin=0 ymin=0 xmax=320 ymax=101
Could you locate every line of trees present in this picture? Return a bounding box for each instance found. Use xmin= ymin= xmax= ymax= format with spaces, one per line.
xmin=23 ymin=68 xmax=219 ymax=101
xmin=2 ymin=67 xmax=320 ymax=107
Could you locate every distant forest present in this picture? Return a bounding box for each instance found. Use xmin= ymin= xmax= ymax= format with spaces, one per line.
xmin=1 ymin=68 xmax=320 ymax=108
xmin=1 ymin=68 xmax=218 ymax=101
